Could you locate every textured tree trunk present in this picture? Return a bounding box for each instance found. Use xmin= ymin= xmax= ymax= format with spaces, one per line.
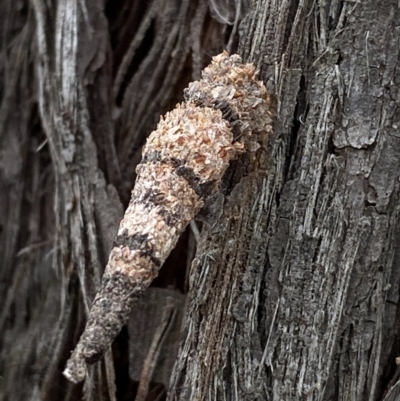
xmin=1 ymin=1 xmax=400 ymax=401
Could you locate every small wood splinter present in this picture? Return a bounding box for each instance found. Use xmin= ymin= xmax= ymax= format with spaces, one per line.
xmin=63 ymin=51 xmax=273 ymax=383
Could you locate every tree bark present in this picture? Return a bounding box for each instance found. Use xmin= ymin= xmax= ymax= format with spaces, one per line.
xmin=169 ymin=1 xmax=400 ymax=400
xmin=1 ymin=1 xmax=400 ymax=401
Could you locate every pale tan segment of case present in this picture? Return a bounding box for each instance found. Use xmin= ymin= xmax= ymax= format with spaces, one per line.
xmin=142 ymin=103 xmax=240 ymax=183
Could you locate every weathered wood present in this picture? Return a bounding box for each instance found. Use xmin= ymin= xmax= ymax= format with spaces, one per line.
xmin=0 ymin=1 xmax=230 ymax=400
xmin=2 ymin=0 xmax=400 ymax=400
xmin=169 ymin=0 xmax=400 ymax=400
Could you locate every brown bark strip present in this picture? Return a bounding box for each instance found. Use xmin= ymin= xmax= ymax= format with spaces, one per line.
xmin=63 ymin=52 xmax=273 ymax=383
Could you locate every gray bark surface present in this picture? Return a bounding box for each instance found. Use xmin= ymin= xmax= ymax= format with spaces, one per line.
xmin=1 ymin=0 xmax=400 ymax=401
xmin=170 ymin=1 xmax=400 ymax=400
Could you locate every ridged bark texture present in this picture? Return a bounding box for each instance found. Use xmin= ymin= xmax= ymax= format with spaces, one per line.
xmin=169 ymin=1 xmax=400 ymax=400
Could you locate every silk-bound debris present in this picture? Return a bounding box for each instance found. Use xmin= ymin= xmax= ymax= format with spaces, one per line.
xmin=64 ymin=52 xmax=273 ymax=384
